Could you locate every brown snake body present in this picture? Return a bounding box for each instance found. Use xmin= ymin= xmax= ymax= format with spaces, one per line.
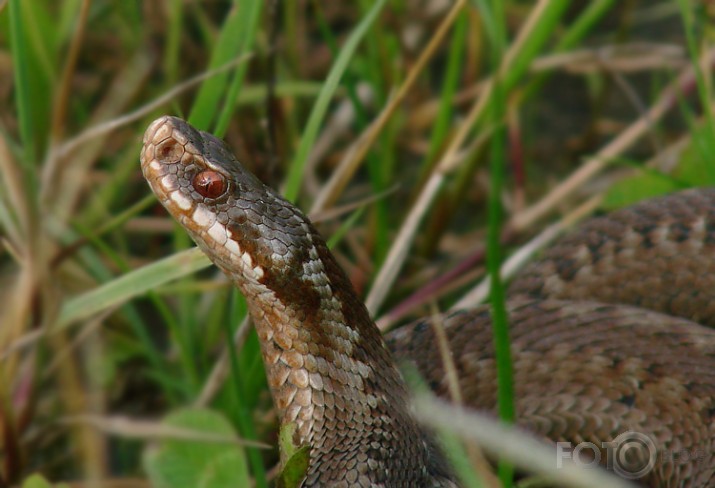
xmin=141 ymin=116 xmax=715 ymax=487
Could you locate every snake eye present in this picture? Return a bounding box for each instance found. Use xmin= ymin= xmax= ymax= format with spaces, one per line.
xmin=193 ymin=170 xmax=227 ymax=199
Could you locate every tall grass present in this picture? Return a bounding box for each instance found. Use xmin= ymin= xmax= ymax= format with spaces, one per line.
xmin=1 ymin=1 xmax=713 ymax=486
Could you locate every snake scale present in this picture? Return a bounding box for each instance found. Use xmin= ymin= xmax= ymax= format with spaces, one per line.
xmin=140 ymin=115 xmax=715 ymax=487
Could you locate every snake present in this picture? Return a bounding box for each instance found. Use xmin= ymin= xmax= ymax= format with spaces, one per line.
xmin=140 ymin=115 xmax=715 ymax=487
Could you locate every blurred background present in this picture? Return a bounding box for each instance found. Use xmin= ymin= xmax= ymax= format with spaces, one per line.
xmin=1 ymin=1 xmax=714 ymax=486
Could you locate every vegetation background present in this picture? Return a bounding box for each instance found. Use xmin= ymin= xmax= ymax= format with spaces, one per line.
xmin=1 ymin=0 xmax=714 ymax=486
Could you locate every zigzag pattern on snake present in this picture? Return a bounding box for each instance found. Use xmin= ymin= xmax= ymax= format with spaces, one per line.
xmin=140 ymin=115 xmax=715 ymax=487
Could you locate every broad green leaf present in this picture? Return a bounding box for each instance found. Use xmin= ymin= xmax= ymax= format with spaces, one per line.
xmin=602 ymin=172 xmax=681 ymax=210
xmin=21 ymin=474 xmax=71 ymax=488
xmin=144 ymin=408 xmax=250 ymax=488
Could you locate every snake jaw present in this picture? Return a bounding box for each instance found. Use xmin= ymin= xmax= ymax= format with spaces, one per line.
xmin=142 ymin=117 xmax=309 ymax=280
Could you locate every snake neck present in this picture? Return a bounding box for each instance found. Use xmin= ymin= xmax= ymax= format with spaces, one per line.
xmin=227 ymin=224 xmax=454 ymax=485
xmin=139 ymin=116 xmax=454 ymax=484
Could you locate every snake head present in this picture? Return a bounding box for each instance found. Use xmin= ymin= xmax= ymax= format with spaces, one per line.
xmin=140 ymin=115 xmax=325 ymax=299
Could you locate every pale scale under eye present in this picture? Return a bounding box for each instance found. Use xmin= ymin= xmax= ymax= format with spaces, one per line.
xmin=170 ymin=191 xmax=192 ymax=210
xmin=208 ymin=221 xmax=228 ymax=245
xmin=161 ymin=174 xmax=179 ymax=191
xmin=192 ymin=204 xmax=216 ymax=229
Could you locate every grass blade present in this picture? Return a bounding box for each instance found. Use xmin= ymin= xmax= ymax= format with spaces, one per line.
xmin=8 ymin=0 xmax=37 ymax=166
xmin=57 ymin=248 xmax=210 ymax=330
xmin=283 ymin=0 xmax=387 ymax=202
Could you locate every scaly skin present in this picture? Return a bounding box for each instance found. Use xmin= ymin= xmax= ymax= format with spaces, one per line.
xmin=141 ymin=116 xmax=715 ymax=487
xmin=141 ymin=116 xmax=455 ymax=487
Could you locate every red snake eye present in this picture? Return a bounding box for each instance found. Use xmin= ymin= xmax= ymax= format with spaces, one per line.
xmin=192 ymin=170 xmax=227 ymax=199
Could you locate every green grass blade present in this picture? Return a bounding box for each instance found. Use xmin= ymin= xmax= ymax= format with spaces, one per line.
xmin=520 ymin=0 xmax=617 ymax=104
xmin=283 ymin=0 xmax=387 ymax=202
xmin=57 ymin=247 xmax=210 ymax=330
xmin=478 ymin=0 xmax=515 ymax=484
xmin=675 ymin=0 xmax=715 ymax=180
xmin=557 ymin=0 xmax=617 ymax=50
xmin=164 ymin=0 xmax=184 ymax=86
xmin=214 ymin=0 xmax=262 ymax=137
xmin=8 ymin=0 xmax=37 ymax=166
xmin=424 ymin=12 xmax=468 ymax=165
xmin=502 ymin=0 xmax=570 ymax=90
xmin=188 ymin=2 xmax=252 ymax=131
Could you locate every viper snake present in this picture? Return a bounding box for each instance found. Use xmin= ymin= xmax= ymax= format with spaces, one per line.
xmin=140 ymin=115 xmax=715 ymax=487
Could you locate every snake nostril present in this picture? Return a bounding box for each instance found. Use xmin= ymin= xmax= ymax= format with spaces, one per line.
xmin=156 ymin=140 xmax=184 ymax=163
xmin=193 ymin=170 xmax=228 ymax=199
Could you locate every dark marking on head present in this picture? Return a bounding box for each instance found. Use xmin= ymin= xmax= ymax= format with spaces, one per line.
xmin=227 ymin=220 xmax=323 ymax=325
xmin=156 ymin=139 xmax=183 ymax=162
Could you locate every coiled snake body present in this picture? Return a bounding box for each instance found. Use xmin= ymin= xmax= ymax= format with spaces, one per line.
xmin=141 ymin=116 xmax=715 ymax=487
